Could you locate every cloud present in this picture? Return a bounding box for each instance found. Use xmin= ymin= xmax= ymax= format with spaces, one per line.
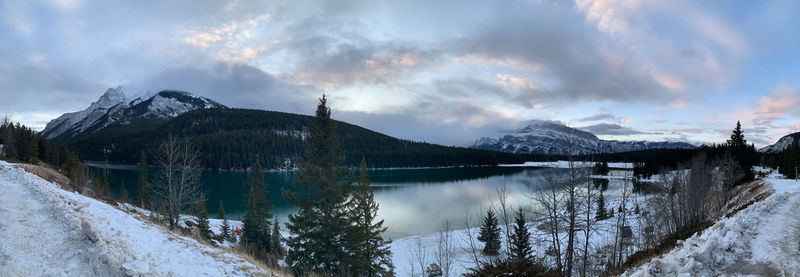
xmin=575 ymin=0 xmax=644 ymax=34
xmin=0 ymin=0 xmax=781 ymax=147
xmin=0 ymin=62 xmax=106 ymax=116
xmin=747 ymin=85 xmax=800 ymax=125
xmin=577 ymin=113 xmax=619 ymax=122
xmin=454 ymin=3 xmax=670 ymax=105
xmin=434 ymin=78 xmax=509 ymax=98
xmin=574 ymin=0 xmax=750 ymax=104
xmin=577 ymin=123 xmax=648 ymax=135
xmin=132 ymin=62 xmax=313 ymax=113
xmin=284 ymin=37 xmax=442 ymax=87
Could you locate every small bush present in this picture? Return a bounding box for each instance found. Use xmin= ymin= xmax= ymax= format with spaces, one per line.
xmin=464 ymin=258 xmax=558 ymax=277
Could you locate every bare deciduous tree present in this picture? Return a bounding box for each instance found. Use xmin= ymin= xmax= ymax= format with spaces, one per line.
xmin=462 ymin=209 xmax=482 ymax=266
xmin=151 ymin=135 xmax=203 ymax=230
xmin=531 ymin=170 xmax=565 ymax=273
xmin=435 ymin=221 xmax=457 ymax=277
xmin=578 ymin=163 xmax=600 ymax=277
xmin=409 ymin=235 xmax=428 ymax=277
xmin=496 ymin=182 xmax=512 ymax=257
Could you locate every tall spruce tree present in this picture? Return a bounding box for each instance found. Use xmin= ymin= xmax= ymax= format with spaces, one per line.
xmin=242 ymin=163 xmax=273 ymax=260
xmin=218 ymin=200 xmax=230 ymax=241
xmin=780 ymin=138 xmax=800 ymax=178
xmin=347 ymin=158 xmax=395 ymax=276
xmin=478 ymin=210 xmax=502 ymax=256
xmin=196 ymin=196 xmax=211 ymax=240
xmin=596 ymin=190 xmax=607 ymax=220
xmin=0 ymin=118 xmax=15 ymax=158
xmin=271 ymin=217 xmax=283 ymax=258
xmin=137 ymin=151 xmax=150 ymax=209
xmin=509 ymin=208 xmax=532 ymax=261
xmin=284 ymin=95 xmax=353 ymax=275
xmin=727 ymin=121 xmax=746 ymax=147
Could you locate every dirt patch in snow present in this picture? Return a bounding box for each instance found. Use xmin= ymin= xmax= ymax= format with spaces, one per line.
xmin=724 ymin=259 xmax=780 ymax=276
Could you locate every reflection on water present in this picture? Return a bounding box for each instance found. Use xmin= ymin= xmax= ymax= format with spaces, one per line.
xmin=90 ymin=164 xmax=635 ymax=239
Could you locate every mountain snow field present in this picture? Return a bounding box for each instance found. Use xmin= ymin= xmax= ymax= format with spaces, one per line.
xmin=0 ymin=161 xmax=282 ymax=277
xmin=40 ymin=87 xmax=226 ymax=142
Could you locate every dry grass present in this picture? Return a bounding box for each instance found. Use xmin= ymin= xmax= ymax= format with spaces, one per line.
xmin=610 ymin=179 xmax=773 ymax=275
xmin=723 ymin=180 xmax=773 ymax=218
xmin=15 ymin=163 xmax=74 ymax=191
xmin=607 ymin=220 xmax=713 ymax=275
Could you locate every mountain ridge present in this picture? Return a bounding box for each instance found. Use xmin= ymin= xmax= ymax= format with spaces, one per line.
xmin=759 ymin=132 xmax=800 ymax=153
xmin=41 ymin=87 xmax=226 ymax=142
xmin=472 ymin=120 xmax=696 ymax=155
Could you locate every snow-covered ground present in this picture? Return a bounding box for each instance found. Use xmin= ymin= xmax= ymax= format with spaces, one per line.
xmin=624 ymin=171 xmax=800 ymax=276
xmin=499 ymin=161 xmax=634 ymax=169
xmin=0 ymin=161 xmax=282 ymax=276
xmin=388 ymin=195 xmax=647 ymax=276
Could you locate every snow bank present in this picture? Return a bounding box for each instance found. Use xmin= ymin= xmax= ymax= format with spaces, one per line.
xmin=624 ymin=174 xmax=800 ymax=276
xmin=0 ymin=161 xmax=281 ymax=276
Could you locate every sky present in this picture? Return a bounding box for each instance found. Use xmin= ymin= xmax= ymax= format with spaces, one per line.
xmin=2 ymin=0 xmax=800 ymax=148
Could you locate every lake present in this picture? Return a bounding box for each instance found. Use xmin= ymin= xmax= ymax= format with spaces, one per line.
xmin=90 ymin=164 xmax=636 ymax=239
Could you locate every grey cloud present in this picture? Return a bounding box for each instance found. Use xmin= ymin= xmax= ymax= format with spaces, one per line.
xmin=133 ymin=62 xmax=314 ymax=114
xmin=578 ymin=123 xmax=648 ymax=136
xmin=278 ymin=16 xmax=443 ymax=86
xmin=577 ymin=113 xmax=620 ymax=122
xmin=453 ymin=3 xmax=666 ymax=105
xmin=337 ymin=105 xmax=519 ymax=147
xmin=434 ymin=78 xmax=509 ymax=98
xmin=0 ymin=62 xmax=106 ymax=115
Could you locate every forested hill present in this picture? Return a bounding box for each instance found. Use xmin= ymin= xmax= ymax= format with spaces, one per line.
xmin=68 ymin=108 xmax=547 ymax=169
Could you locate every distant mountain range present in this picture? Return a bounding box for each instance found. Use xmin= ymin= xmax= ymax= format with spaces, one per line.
xmin=45 ymin=87 xmax=540 ymax=169
xmin=43 ymin=88 xmax=700 ymax=169
xmin=471 ymin=120 xmax=696 ymax=155
xmin=759 ymin=132 xmax=800 ymax=153
xmin=41 ymin=87 xmax=225 ymax=142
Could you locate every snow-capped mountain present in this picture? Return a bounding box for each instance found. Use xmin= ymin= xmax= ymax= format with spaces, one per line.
xmin=41 ymin=87 xmax=226 ymax=142
xmin=472 ymin=120 xmax=696 ymax=155
xmin=759 ymin=132 xmax=800 ymax=153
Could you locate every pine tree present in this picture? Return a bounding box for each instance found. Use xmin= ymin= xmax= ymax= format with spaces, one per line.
xmin=346 ymin=158 xmax=395 ymax=276
xmin=0 ymin=118 xmax=16 ymax=158
xmin=271 ymin=217 xmax=284 ymax=258
xmin=284 ymin=95 xmax=353 ymax=274
xmin=242 ymin=163 xmax=272 ymax=260
xmin=596 ymin=190 xmax=607 ymax=220
xmin=478 ymin=210 xmax=502 ymax=256
xmin=509 ymin=208 xmax=532 ymax=261
xmin=218 ymin=200 xmax=230 ymax=241
xmin=727 ymin=121 xmax=746 ymax=147
xmin=137 ymin=151 xmax=150 ymax=209
xmin=593 ymin=161 xmax=610 ymax=175
xmin=780 ymin=138 xmax=800 ymax=178
xmin=196 ymin=196 xmax=211 ymax=240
